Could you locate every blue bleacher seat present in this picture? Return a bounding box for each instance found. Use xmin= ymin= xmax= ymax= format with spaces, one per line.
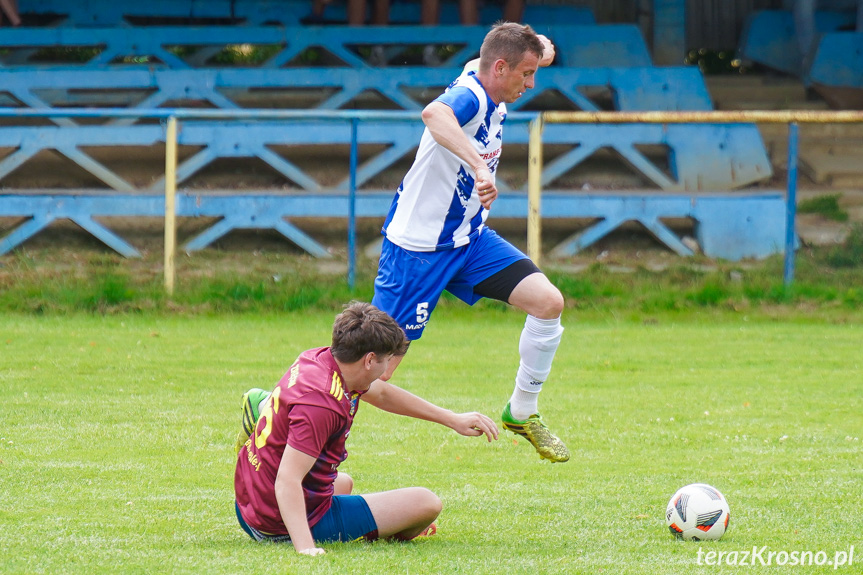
xmin=738 ymin=9 xmax=856 ymax=77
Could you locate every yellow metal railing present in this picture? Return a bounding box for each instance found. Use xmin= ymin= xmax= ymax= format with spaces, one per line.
xmin=540 ymin=110 xmax=863 ymax=125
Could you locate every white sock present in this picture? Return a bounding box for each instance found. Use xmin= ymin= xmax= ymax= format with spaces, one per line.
xmin=509 ymin=315 xmax=563 ymax=421
xmin=510 ymin=386 xmax=539 ymax=420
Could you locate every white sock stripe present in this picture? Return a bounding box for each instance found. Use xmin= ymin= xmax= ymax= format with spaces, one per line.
xmin=525 ymin=314 xmax=564 ymax=335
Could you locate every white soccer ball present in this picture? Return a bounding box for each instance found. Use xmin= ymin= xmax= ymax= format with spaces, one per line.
xmin=665 ymin=483 xmax=731 ymax=541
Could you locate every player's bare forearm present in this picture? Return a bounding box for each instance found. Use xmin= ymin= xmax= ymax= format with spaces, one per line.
xmin=363 ymin=380 xmax=499 ymax=441
xmin=421 ymin=102 xmax=497 ymax=209
xmin=275 ymin=447 xmax=325 ymax=555
xmin=275 ymin=478 xmax=318 ymax=553
xmin=362 ymin=379 xmax=448 ymax=421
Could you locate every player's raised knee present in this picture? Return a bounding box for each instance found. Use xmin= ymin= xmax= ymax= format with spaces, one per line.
xmin=510 ymin=273 xmax=565 ymax=319
xmin=334 ymin=471 xmax=354 ymax=495
xmin=534 ymin=285 xmax=564 ymax=319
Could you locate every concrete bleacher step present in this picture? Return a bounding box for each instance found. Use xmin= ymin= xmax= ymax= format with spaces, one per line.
xmin=705 ymin=75 xmax=818 ymax=110
xmin=758 ymin=123 xmax=862 ymax=139
xmin=717 ymin=99 xmax=829 ymax=111
xmin=759 ymin=124 xmax=863 ymax=149
xmin=705 ymin=74 xmax=863 ymax=186
xmin=769 ymin=126 xmax=863 ymax=180
xmin=762 ymin=130 xmax=863 ymax=185
xmin=799 ymin=140 xmax=863 ymax=186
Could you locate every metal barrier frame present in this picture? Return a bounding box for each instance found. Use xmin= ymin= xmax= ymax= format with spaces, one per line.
xmin=0 ymin=107 xmax=431 ymax=293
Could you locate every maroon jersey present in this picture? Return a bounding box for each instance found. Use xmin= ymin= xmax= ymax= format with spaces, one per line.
xmin=234 ymin=347 xmax=363 ymax=535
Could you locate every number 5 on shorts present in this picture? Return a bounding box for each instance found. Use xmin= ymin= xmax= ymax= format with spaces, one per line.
xmin=416 ymin=302 xmax=429 ymax=324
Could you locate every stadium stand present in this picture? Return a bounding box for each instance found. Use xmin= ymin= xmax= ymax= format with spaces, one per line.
xmin=0 ymin=2 xmax=787 ymax=260
xmin=737 ymin=7 xmax=863 ymax=188
xmin=738 ymin=8 xmax=857 ymax=78
xmin=9 ymin=0 xmax=596 ymax=26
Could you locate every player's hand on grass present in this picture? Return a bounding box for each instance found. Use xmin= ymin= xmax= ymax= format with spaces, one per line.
xmin=537 ymin=34 xmax=555 ymax=67
xmin=474 ymin=165 xmax=497 ymax=210
xmin=297 ymin=547 xmax=326 ymax=556
xmin=451 ymin=411 xmax=499 ymax=442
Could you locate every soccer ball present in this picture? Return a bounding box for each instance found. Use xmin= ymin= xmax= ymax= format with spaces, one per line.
xmin=665 ymin=483 xmax=730 ymax=541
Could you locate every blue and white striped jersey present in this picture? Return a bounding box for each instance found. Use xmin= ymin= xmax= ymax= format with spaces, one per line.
xmin=381 ymin=72 xmax=506 ymax=252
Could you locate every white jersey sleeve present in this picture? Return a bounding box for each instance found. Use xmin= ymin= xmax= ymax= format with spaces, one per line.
xmin=380 ymin=73 xmax=506 ymax=252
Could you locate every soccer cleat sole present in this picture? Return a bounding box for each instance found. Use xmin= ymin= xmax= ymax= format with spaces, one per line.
xmin=502 ymin=420 xmax=571 ymax=463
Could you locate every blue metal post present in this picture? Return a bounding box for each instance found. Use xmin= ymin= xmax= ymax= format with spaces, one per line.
xmin=784 ymin=122 xmax=799 ymax=288
xmin=348 ymin=118 xmax=359 ymax=290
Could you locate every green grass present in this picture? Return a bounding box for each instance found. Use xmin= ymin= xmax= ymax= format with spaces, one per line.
xmin=797 ymin=194 xmax=849 ymax=222
xmin=4 ymin=243 xmax=863 ymax=315
xmin=2 ymin=309 xmax=861 ymax=574
xmin=826 ymin=224 xmax=863 ymax=269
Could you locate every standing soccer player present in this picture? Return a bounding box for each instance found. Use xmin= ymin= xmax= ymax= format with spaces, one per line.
xmin=234 ymin=302 xmax=498 ymax=555
xmin=372 ymin=22 xmax=569 ymax=462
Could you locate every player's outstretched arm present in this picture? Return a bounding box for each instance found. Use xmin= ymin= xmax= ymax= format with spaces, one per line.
xmin=275 ymin=446 xmax=326 ymax=556
xmin=362 ymin=379 xmax=499 ymax=442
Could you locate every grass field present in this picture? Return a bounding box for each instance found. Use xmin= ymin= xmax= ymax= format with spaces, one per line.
xmin=1 ymin=307 xmax=861 ymax=574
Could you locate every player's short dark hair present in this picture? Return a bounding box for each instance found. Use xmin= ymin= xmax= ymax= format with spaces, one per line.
xmin=479 ymin=22 xmax=544 ymax=73
xmin=331 ymin=301 xmax=409 ymax=363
